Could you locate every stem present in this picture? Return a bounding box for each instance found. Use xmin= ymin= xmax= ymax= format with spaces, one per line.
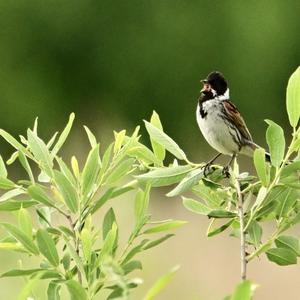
xmin=233 ymin=159 xmax=247 ymax=281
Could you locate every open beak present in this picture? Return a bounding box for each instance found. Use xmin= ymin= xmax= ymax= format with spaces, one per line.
xmin=200 ymin=81 xmax=211 ymax=93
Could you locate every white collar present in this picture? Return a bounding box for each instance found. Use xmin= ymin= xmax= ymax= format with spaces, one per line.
xmin=213 ymin=88 xmax=230 ymax=101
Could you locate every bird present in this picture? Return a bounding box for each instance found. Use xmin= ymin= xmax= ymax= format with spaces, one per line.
xmin=196 ymin=71 xmax=268 ymax=176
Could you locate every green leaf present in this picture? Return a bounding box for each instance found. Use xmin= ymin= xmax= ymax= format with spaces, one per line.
xmin=18 ymin=151 xmax=35 ymax=182
xmin=80 ymin=228 xmax=92 ymax=262
xmin=51 ymin=112 xmax=75 ymax=157
xmin=103 ymin=208 xmax=117 ymax=240
xmin=0 ymin=177 xmax=15 ymax=190
xmin=83 ymin=125 xmax=97 ymax=147
xmin=150 ymin=111 xmax=166 ymax=163
xmin=114 ymin=130 xmax=126 ymax=153
xmin=36 ymin=229 xmax=59 ymax=267
xmin=275 ymin=235 xmax=300 ymax=256
xmin=90 ymin=188 xmax=115 ymax=215
xmin=122 ymin=239 xmax=149 ymax=264
xmin=247 ymin=221 xmax=262 ymax=248
xmin=252 ymin=186 xmax=268 ymax=210
xmin=167 ymin=168 xmax=204 ymax=197
xmin=1 ymin=268 xmax=44 ymax=277
xmin=81 ymin=145 xmax=101 ymax=199
xmin=0 ymin=129 xmax=33 ymax=159
xmin=276 ymin=188 xmax=297 ymax=219
xmin=27 ymin=129 xmax=53 ymax=174
xmin=230 ymin=280 xmax=254 ymax=300
xmin=7 ymin=151 xmax=19 ymax=165
xmin=27 ymin=184 xmax=55 ymax=208
xmin=134 ymin=185 xmax=150 ymax=225
xmin=207 ymin=219 xmax=234 ymax=237
xmin=207 ymin=210 xmax=237 ymax=218
xmin=281 ymin=161 xmax=300 ymax=178
xmin=0 ymin=199 xmax=37 ymax=211
xmin=143 ymin=265 xmax=179 ymax=300
xmin=122 ymin=260 xmax=142 ymax=275
xmin=47 ymin=281 xmax=61 ymax=300
xmin=143 ymin=220 xmax=187 ymax=234
xmin=144 ymin=120 xmax=187 ymax=161
xmin=265 ymin=120 xmax=285 ymax=167
xmin=137 ymin=165 xmax=192 ymax=187
xmin=65 ymin=279 xmax=88 ymax=300
xmin=253 ymin=148 xmax=269 ymax=186
xmin=143 ymin=234 xmax=174 ymax=250
xmin=47 ymin=131 xmax=59 ymax=149
xmin=105 ymin=158 xmax=135 ymax=185
xmin=127 ymin=144 xmax=160 ymax=165
xmin=0 ymin=242 xmax=24 ymax=251
xmin=18 ymin=207 xmax=33 ymax=238
xmin=99 ymin=223 xmax=118 ymax=260
xmin=17 ymin=271 xmax=44 ymax=300
xmin=65 ymin=240 xmax=85 ymax=277
xmin=0 ymin=188 xmax=24 ymax=202
xmin=266 ymin=248 xmax=297 ymax=265
xmin=54 ymin=170 xmax=78 ymax=213
xmin=56 ymin=157 xmax=76 ymax=187
xmin=182 ymin=197 xmax=211 ymax=215
xmin=0 ymin=222 xmax=39 ymax=255
xmin=0 ymin=155 xmax=7 ymax=177
xmin=286 ymin=66 xmax=300 ymax=127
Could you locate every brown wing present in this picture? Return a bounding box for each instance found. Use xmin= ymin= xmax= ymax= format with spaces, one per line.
xmin=222 ymin=100 xmax=253 ymax=141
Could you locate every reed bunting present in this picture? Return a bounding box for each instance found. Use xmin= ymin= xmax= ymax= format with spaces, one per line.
xmin=196 ymin=71 xmax=268 ymax=175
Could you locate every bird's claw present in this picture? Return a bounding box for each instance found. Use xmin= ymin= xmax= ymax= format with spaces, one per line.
xmin=222 ymin=166 xmax=230 ymax=178
xmin=202 ymin=163 xmax=212 ymax=177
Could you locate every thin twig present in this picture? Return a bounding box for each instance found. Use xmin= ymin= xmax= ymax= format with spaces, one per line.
xmin=233 ymin=159 xmax=247 ymax=281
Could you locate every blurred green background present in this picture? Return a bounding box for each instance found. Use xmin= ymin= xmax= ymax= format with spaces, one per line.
xmin=0 ymin=1 xmax=299 ymax=299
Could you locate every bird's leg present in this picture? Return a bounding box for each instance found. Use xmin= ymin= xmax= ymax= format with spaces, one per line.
xmin=222 ymin=154 xmax=236 ymax=177
xmin=202 ymin=153 xmax=222 ymax=176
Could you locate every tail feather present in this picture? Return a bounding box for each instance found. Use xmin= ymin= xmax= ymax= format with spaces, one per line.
xmin=242 ymin=141 xmax=270 ymax=162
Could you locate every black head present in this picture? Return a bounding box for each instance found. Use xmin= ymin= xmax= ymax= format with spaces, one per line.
xmin=203 ymin=71 xmax=228 ymax=96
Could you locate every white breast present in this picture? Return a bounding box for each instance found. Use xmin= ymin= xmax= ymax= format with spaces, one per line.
xmin=196 ymin=99 xmax=240 ymax=155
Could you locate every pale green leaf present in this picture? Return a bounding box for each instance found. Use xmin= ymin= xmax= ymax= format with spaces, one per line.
xmin=80 ymin=228 xmax=92 ymax=262
xmin=28 ymin=184 xmax=55 ymax=208
xmin=182 ymin=197 xmax=211 ymax=215
xmin=137 ymin=165 xmax=193 ymax=187
xmin=81 ymin=145 xmax=101 ymax=199
xmin=253 ymin=148 xmax=269 ymax=186
xmin=167 ymin=168 xmax=204 ymax=197
xmin=54 ymin=170 xmax=78 ymax=213
xmin=83 ymin=125 xmax=97 ymax=147
xmin=286 ymin=66 xmax=300 ymax=127
xmin=0 ymin=177 xmax=15 ymax=190
xmin=18 ymin=207 xmax=33 ymax=238
xmin=36 ymin=229 xmax=59 ymax=267
xmin=65 ymin=279 xmax=88 ymax=300
xmin=275 ymin=235 xmax=300 ymax=256
xmin=230 ymin=280 xmax=255 ymax=300
xmin=27 ymin=129 xmax=53 ymax=174
xmin=144 ymin=120 xmax=187 ymax=161
xmin=47 ymin=281 xmax=61 ymax=300
xmin=143 ymin=220 xmax=187 ymax=234
xmin=0 ymin=222 xmax=39 ymax=255
xmin=0 ymin=155 xmax=7 ymax=177
xmin=0 ymin=188 xmax=24 ymax=202
xmin=18 ymin=151 xmax=35 ymax=182
xmin=143 ymin=266 xmax=179 ymax=300
xmin=105 ymin=158 xmax=135 ymax=185
xmin=265 ymin=120 xmax=285 ymax=167
xmin=51 ymin=112 xmax=75 ymax=157
xmin=150 ymin=111 xmax=166 ymax=163
xmin=266 ymin=248 xmax=297 ymax=265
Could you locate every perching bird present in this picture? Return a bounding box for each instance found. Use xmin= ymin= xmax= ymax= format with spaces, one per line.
xmin=196 ymin=71 xmax=268 ymax=175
